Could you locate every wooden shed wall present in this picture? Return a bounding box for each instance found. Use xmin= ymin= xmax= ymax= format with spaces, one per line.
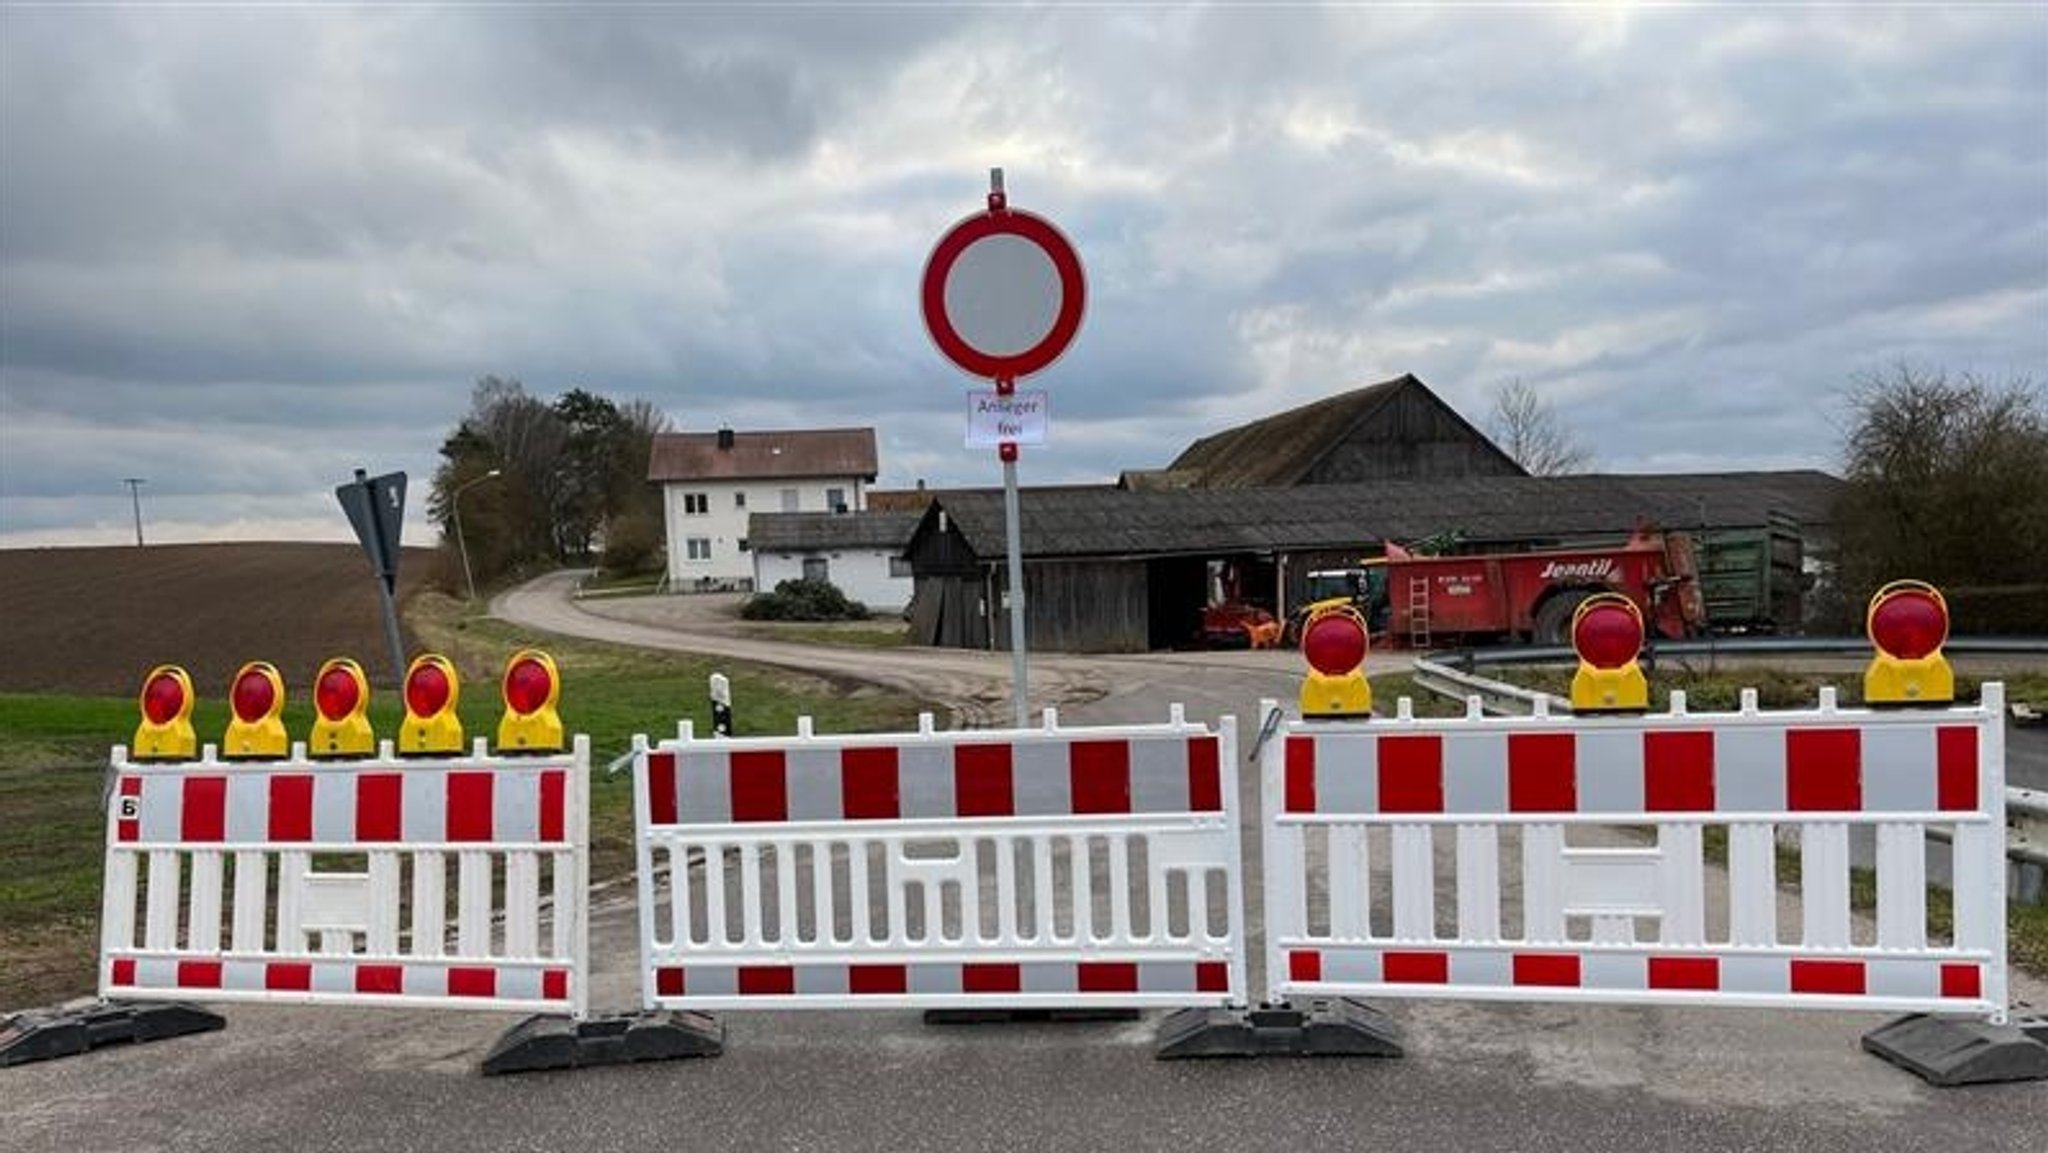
xmin=1304 ymin=388 xmax=1522 ymax=483
xmin=991 ymin=559 xmax=1149 ymax=654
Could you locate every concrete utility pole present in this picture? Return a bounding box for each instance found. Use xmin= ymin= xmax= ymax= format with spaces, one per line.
xmin=122 ymin=478 xmax=146 ymax=547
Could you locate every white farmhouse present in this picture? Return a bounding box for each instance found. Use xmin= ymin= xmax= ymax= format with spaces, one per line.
xmin=649 ymin=427 xmax=878 ymax=591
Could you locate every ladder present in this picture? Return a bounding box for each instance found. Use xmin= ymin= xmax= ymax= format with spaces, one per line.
xmin=1408 ymin=576 xmax=1432 ymax=650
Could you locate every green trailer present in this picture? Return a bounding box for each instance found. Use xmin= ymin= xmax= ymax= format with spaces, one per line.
xmin=1697 ymin=516 xmax=1806 ymax=632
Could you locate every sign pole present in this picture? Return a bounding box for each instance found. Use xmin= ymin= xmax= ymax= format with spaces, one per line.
xmin=360 ymin=471 xmax=409 ymax=689
xmin=997 ymin=386 xmax=1028 ymax=731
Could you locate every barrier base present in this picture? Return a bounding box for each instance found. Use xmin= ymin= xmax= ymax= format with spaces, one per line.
xmin=481 ymin=1010 xmax=725 ymax=1075
xmin=0 ymin=998 xmax=225 ymax=1067
xmin=923 ymin=1007 xmax=1142 ymax=1026
xmin=1154 ymin=999 xmax=1403 ymax=1060
xmin=1862 ymin=1014 xmax=2048 ymax=1086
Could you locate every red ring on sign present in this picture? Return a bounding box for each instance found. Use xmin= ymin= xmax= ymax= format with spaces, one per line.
xmin=921 ymin=208 xmax=1086 ymax=381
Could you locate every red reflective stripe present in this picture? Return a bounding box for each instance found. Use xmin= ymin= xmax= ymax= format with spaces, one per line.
xmin=356 ymin=773 xmax=402 ymax=841
xmin=840 ymin=747 xmax=900 ymax=820
xmin=1644 ymin=731 xmax=1715 ymax=812
xmin=655 ymin=967 xmax=685 ymax=997
xmin=1196 ymin=961 xmax=1230 ymax=993
xmin=1940 ymin=963 xmax=1981 ymax=999
xmin=1647 ymin=956 xmax=1719 ymax=991
xmin=738 ymin=966 xmax=795 ymax=995
xmin=1187 ymin=736 xmax=1222 ymax=812
xmin=1284 ymin=738 xmax=1316 ymax=814
xmin=962 ymin=963 xmax=1022 ymax=993
xmin=1936 ymin=727 xmax=1978 ymax=812
xmin=1288 ymin=950 xmax=1322 ymax=982
xmin=731 ymin=750 xmax=788 ymax=823
xmin=647 ymin=752 xmax=678 ymax=825
xmin=1508 ymin=734 xmax=1575 ymax=813
xmin=446 ymin=772 xmax=495 ymax=841
xmin=1078 ymin=962 xmax=1138 ymax=993
xmin=1789 ymin=959 xmax=1865 ymax=995
xmin=269 ymin=775 xmax=314 ymax=842
xmin=954 ymin=745 xmax=1014 ymax=818
xmin=177 ymin=960 xmax=222 ymax=989
xmin=111 ymin=958 xmax=136 ymax=986
xmin=1382 ymin=951 xmax=1449 ymax=984
xmin=265 ymin=962 xmax=312 ymax=991
xmin=355 ymin=965 xmax=403 ymax=994
xmin=118 ymin=776 xmax=141 ymax=842
xmin=181 ymin=776 xmax=226 ymax=842
xmin=1379 ymin=735 xmax=1444 ymax=813
xmin=448 ymin=967 xmax=497 ymax=998
xmin=1786 ymin=729 xmax=1861 ymax=812
xmin=539 ymin=770 xmax=565 ymax=841
xmin=1070 ymin=740 xmax=1132 ymax=815
xmin=850 ymin=964 xmax=907 ymax=995
xmin=543 ymin=970 xmax=569 ymax=1002
xmin=1512 ymin=953 xmax=1581 ymax=987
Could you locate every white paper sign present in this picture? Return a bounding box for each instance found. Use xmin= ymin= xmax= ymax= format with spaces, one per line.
xmin=966 ymin=390 xmax=1049 ymax=447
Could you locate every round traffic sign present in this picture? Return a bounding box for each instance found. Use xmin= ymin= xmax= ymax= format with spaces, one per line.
xmin=921 ymin=207 xmax=1085 ymax=381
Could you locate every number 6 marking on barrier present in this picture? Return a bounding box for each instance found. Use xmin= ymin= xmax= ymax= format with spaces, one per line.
xmin=115 ymin=794 xmax=140 ymax=821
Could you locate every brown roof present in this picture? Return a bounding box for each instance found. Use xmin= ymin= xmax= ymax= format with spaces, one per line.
xmin=1167 ymin=374 xmax=1525 ymax=486
xmin=647 ymin=428 xmax=878 ymax=483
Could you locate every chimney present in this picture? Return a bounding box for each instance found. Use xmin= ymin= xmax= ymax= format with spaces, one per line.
xmin=717 ymin=427 xmax=734 ymax=450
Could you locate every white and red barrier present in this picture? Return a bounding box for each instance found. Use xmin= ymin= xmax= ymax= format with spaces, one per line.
xmin=1261 ymin=687 xmax=2009 ymax=1022
xmin=99 ymin=738 xmax=590 ymax=1016
xmin=631 ymin=708 xmax=1247 ymax=1011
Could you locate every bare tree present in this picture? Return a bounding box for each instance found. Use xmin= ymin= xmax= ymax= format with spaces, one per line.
xmin=1487 ymin=378 xmax=1593 ymax=475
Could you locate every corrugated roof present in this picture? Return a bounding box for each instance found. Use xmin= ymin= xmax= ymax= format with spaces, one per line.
xmin=1166 ymin=374 xmax=1524 ymax=486
xmin=911 ymin=472 xmax=1844 ymax=561
xmin=648 ymin=428 xmax=878 ymax=482
xmin=747 ymin=511 xmax=922 ymax=553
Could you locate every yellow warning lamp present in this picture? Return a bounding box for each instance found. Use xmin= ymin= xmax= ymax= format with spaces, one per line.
xmin=1299 ymin=604 xmax=1373 ymax=720
xmin=399 ymin=653 xmax=465 ymax=755
xmin=133 ymin=665 xmax=197 ymax=761
xmin=222 ymin=661 xmax=289 ymax=759
xmin=1568 ymin=593 xmax=1649 ymax=713
xmin=496 ymin=648 xmax=564 ymax=753
xmin=308 ymin=657 xmax=375 ymax=759
xmin=1863 ymin=580 xmax=1953 ymax=706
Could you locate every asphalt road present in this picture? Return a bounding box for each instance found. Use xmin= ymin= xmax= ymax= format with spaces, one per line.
xmin=7 ymin=576 xmax=2043 ymax=1152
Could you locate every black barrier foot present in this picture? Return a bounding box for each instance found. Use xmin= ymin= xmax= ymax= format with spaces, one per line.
xmin=1154 ymin=999 xmax=1403 ymax=1059
xmin=480 ymin=1010 xmax=725 ymax=1075
xmin=0 ymin=999 xmax=226 ymax=1068
xmin=922 ymin=1007 xmax=1142 ymax=1025
xmin=1861 ymin=1013 xmax=2048 ymax=1086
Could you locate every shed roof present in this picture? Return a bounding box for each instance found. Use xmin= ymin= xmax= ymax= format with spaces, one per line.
xmin=909 ymin=471 xmax=1843 ymax=561
xmin=747 ymin=510 xmax=922 ymax=553
xmin=648 ymin=428 xmax=878 ymax=483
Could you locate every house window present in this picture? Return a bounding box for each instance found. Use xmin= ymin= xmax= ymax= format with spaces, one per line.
xmin=780 ymin=488 xmax=799 ymax=512
xmin=827 ymin=487 xmax=847 ymax=513
xmin=683 ymin=492 xmax=709 ymax=515
xmin=889 ymin=557 xmax=913 ymax=578
xmin=734 ymin=492 xmax=746 ymax=509
xmin=802 ymin=557 xmax=829 ymax=583
xmin=686 ymin=537 xmax=712 ymax=561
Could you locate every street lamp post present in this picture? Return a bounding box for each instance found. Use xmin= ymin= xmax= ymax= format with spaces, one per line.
xmin=453 ymin=468 xmax=502 ymax=603
xmin=123 ymin=478 xmax=146 ymax=547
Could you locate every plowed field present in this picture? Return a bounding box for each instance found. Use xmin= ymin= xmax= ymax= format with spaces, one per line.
xmin=0 ymin=543 xmax=437 ymax=696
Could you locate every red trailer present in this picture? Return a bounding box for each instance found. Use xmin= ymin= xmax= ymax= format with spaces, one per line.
xmin=1383 ymin=530 xmax=1705 ymax=647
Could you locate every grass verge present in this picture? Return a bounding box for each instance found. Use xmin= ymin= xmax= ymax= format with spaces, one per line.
xmin=0 ymin=591 xmax=927 ymax=1010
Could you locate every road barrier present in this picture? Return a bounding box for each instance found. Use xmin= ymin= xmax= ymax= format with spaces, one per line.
xmin=1263 ymin=688 xmax=2007 ymax=1018
xmin=99 ymin=737 xmax=591 ymax=1015
xmin=630 ymin=707 xmax=1247 ymax=1012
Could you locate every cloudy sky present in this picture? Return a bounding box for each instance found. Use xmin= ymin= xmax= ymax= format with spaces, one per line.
xmin=2 ymin=3 xmax=2043 ymax=548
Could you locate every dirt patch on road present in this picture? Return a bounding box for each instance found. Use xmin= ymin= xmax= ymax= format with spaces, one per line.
xmin=0 ymin=543 xmax=439 ymax=695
